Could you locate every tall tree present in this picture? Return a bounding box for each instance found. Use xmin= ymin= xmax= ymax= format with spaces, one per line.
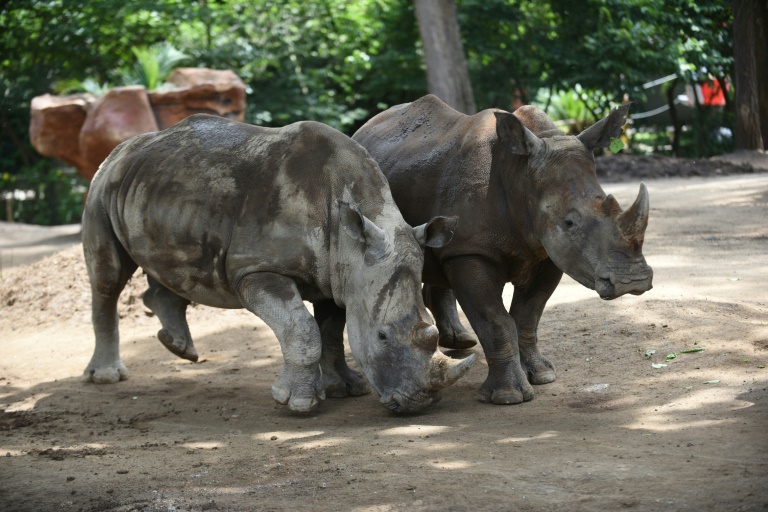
xmin=731 ymin=0 xmax=764 ymax=150
xmin=754 ymin=0 xmax=768 ymax=149
xmin=413 ymin=0 xmax=476 ymax=114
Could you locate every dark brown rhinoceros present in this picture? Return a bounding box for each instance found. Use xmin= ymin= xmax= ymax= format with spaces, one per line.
xmin=353 ymin=95 xmax=652 ymax=405
xmin=81 ymin=114 xmax=475 ymax=414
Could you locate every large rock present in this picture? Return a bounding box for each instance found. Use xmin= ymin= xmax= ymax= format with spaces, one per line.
xmin=29 ymin=94 xmax=95 ymax=172
xmin=77 ymin=86 xmax=159 ymax=181
xmin=29 ymin=69 xmax=247 ymax=182
xmin=148 ymin=68 xmax=246 ymax=129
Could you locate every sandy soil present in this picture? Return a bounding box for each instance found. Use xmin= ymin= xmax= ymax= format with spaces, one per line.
xmin=1 ymin=170 xmax=767 ymax=511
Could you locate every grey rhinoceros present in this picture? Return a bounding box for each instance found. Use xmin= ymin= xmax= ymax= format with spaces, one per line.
xmin=81 ymin=113 xmax=475 ymax=413
xmin=353 ymin=95 xmax=653 ymax=405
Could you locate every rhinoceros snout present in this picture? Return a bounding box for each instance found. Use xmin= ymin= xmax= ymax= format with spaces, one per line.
xmin=380 ymin=390 xmax=442 ymax=413
xmin=377 ymin=352 xmax=476 ymax=413
xmin=596 ymin=269 xmax=653 ymax=300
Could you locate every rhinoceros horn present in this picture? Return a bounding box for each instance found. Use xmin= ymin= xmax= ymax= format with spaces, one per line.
xmin=617 ymin=183 xmax=649 ymax=241
xmin=427 ymin=351 xmax=477 ymax=391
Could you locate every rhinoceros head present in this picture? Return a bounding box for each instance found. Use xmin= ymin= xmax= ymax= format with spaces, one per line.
xmin=338 ymin=203 xmax=475 ymax=412
xmin=495 ymin=104 xmax=653 ymax=299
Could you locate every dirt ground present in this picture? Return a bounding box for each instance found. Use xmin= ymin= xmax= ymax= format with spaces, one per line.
xmin=1 ymin=153 xmax=767 ymax=511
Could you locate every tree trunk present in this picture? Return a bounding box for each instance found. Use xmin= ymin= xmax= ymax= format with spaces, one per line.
xmin=732 ymin=0 xmax=764 ymax=150
xmin=413 ymin=0 xmax=476 ymax=114
xmin=754 ymin=0 xmax=768 ymax=149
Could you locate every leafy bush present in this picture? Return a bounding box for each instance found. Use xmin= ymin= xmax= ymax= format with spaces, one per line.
xmin=1 ymin=162 xmax=87 ymax=225
xmin=119 ymin=42 xmax=190 ymax=90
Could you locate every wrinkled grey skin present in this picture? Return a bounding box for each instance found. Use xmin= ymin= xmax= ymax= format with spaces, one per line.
xmin=82 ymin=114 xmax=474 ymax=414
xmin=353 ymin=95 xmax=652 ymax=405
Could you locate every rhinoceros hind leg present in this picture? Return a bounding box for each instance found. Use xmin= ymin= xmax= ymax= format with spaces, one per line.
xmin=313 ymin=300 xmax=371 ymax=398
xmin=142 ymin=276 xmax=198 ymax=362
xmin=423 ymin=285 xmax=478 ymax=349
xmin=82 ymin=209 xmax=137 ymax=384
xmin=237 ymin=273 xmax=325 ymax=413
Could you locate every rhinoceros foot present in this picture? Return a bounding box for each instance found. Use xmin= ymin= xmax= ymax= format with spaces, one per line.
xmin=438 ymin=331 xmax=478 ymax=350
xmin=157 ymin=329 xmax=199 ymax=362
xmin=272 ymin=367 xmax=326 ymax=413
xmin=521 ymin=351 xmax=557 ymax=385
xmin=477 ymin=375 xmax=535 ymax=405
xmin=322 ymin=367 xmax=371 ymax=398
xmin=529 ymin=369 xmax=556 ymax=385
xmin=83 ymin=359 xmax=128 ymax=384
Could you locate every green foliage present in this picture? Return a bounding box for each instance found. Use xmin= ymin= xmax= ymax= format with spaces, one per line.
xmin=0 ymin=0 xmax=735 ymax=225
xmin=171 ymin=0 xmax=423 ymax=133
xmin=1 ymin=162 xmax=87 ymax=225
xmin=120 ymin=42 xmax=190 ymax=90
xmin=53 ymin=77 xmax=111 ymax=96
xmin=534 ymin=87 xmax=602 ymax=134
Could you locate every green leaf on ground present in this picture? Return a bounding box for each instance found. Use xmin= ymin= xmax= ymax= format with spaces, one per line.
xmin=679 ymin=347 xmax=704 ymax=353
xmin=666 ymin=353 xmax=677 ymax=360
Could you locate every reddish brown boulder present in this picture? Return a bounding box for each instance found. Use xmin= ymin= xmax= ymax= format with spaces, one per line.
xmin=29 ymin=69 xmax=246 ymax=182
xmin=149 ymin=68 xmax=246 ymax=129
xmin=166 ymin=68 xmax=242 ymax=88
xmin=78 ymin=86 xmax=159 ymax=181
xmin=29 ymin=94 xmax=95 ymax=172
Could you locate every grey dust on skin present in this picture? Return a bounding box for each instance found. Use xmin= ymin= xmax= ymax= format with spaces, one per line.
xmin=81 ymin=114 xmax=474 ymax=414
xmin=353 ymin=94 xmax=652 ymax=406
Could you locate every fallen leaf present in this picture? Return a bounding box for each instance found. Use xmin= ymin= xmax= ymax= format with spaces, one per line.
xmin=645 ymin=349 xmax=656 ymax=358
xmin=609 ymin=137 xmax=625 ymax=154
xmin=666 ymin=353 xmax=677 ymax=361
xmin=679 ymin=347 xmax=704 ymax=353
xmin=703 ymin=380 xmax=720 ymax=384
xmin=651 ymin=363 xmax=667 ymax=369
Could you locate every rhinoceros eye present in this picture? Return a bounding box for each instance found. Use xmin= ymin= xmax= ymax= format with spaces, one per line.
xmin=564 ymin=211 xmax=581 ymax=229
xmin=377 ymin=331 xmax=388 ymax=341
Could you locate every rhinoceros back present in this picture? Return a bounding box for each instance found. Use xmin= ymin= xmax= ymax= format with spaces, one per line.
xmin=86 ymin=114 xmax=387 ymax=307
xmin=353 ymin=95 xmax=511 ymax=262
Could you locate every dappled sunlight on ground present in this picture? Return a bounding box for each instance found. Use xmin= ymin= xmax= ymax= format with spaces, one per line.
xmin=1 ymin=175 xmax=767 ymax=510
xmin=495 ymin=430 xmax=559 ymax=444
xmin=378 ymin=424 xmax=451 ymax=437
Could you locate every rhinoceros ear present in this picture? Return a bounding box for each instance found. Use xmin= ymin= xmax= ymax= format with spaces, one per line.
xmin=413 ymin=216 xmax=458 ymax=249
xmin=577 ymin=103 xmax=631 ymax=152
xmin=338 ymin=201 xmax=390 ymax=259
xmin=339 ymin=202 xmax=367 ymax=244
xmin=494 ymin=111 xmax=544 ymax=156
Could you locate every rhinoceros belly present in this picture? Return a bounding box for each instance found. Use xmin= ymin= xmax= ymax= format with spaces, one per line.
xmin=115 ymin=192 xmax=242 ymax=308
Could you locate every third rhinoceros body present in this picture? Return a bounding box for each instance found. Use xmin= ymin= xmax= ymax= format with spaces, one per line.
xmin=353 ymin=95 xmax=652 ymax=405
xmin=82 ymin=114 xmax=474 ymax=413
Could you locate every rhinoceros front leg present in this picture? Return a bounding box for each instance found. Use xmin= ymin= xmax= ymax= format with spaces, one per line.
xmin=236 ymin=272 xmax=325 ymax=413
xmin=312 ymin=300 xmax=371 ymax=398
xmin=509 ymin=259 xmax=561 ymax=385
xmin=423 ymin=285 xmax=479 ymax=350
xmin=142 ymin=275 xmax=198 ymax=362
xmin=444 ymin=256 xmax=534 ymax=405
xmin=82 ymin=219 xmax=138 ymax=384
